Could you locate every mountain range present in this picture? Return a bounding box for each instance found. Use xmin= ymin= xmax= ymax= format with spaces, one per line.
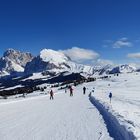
xmin=0 ymin=48 xmax=138 ymax=79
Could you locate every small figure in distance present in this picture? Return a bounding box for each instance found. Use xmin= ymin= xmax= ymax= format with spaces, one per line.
xmin=109 ymin=92 xmax=112 ymax=103
xmin=92 ymin=87 xmax=95 ymax=93
xmin=50 ymin=89 xmax=54 ymax=100
xmin=83 ymin=86 xmax=86 ymax=94
xmin=69 ymin=86 xmax=73 ymax=97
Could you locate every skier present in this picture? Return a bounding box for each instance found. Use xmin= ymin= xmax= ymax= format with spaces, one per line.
xmin=109 ymin=92 xmax=112 ymax=103
xmin=50 ymin=89 xmax=54 ymax=100
xmin=83 ymin=86 xmax=86 ymax=94
xmin=69 ymin=86 xmax=73 ymax=96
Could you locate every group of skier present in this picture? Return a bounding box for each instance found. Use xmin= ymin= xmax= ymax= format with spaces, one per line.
xmin=49 ymin=85 xmax=113 ymax=103
xmin=49 ymin=85 xmax=88 ymax=100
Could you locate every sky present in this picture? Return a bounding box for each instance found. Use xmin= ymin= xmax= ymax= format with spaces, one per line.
xmin=0 ymin=0 xmax=140 ymax=65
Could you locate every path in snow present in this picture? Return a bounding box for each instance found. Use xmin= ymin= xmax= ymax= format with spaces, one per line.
xmin=0 ymin=88 xmax=111 ymax=140
xmin=89 ymin=95 xmax=135 ymax=140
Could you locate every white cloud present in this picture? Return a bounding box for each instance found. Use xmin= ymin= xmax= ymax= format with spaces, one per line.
xmin=127 ymin=53 xmax=140 ymax=59
xmin=103 ymin=38 xmax=133 ymax=49
xmin=113 ymin=38 xmax=133 ymax=48
xmin=59 ymin=47 xmax=99 ymax=63
xmin=59 ymin=47 xmax=115 ymax=66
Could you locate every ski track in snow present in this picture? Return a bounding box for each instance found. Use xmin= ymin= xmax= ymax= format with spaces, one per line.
xmin=86 ymin=73 xmax=140 ymax=139
xmin=0 ymin=88 xmax=111 ymax=140
xmin=89 ymin=95 xmax=136 ymax=140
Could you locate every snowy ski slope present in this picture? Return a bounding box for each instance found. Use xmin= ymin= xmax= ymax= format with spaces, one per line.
xmin=0 ymin=86 xmax=111 ymax=140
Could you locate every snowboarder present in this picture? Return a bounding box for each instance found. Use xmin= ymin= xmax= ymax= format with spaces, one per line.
xmin=50 ymin=89 xmax=54 ymax=100
xmin=69 ymin=86 xmax=73 ymax=96
xmin=83 ymin=86 xmax=86 ymax=94
xmin=109 ymin=92 xmax=112 ymax=103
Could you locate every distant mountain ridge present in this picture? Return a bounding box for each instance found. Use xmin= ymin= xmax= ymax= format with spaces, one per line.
xmin=109 ymin=64 xmax=136 ymax=74
xmin=0 ymin=48 xmax=138 ymax=78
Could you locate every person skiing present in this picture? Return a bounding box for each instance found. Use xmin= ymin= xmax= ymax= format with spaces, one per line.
xmin=50 ymin=89 xmax=54 ymax=100
xmin=109 ymin=92 xmax=112 ymax=103
xmin=83 ymin=86 xmax=86 ymax=94
xmin=69 ymin=86 xmax=73 ymax=96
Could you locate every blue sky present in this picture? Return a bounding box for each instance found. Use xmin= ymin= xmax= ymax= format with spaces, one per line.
xmin=0 ymin=0 xmax=140 ymax=65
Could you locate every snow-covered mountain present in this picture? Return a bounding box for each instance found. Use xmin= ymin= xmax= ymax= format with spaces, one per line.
xmin=0 ymin=49 xmax=34 ymax=77
xmin=0 ymin=48 xmax=138 ymax=78
xmin=25 ymin=49 xmax=95 ymax=75
xmin=25 ymin=49 xmax=137 ymax=76
xmin=0 ymin=48 xmax=139 ymax=91
xmin=109 ymin=64 xmax=136 ymax=74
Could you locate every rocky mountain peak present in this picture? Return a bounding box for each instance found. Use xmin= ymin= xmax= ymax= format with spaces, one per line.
xmin=0 ymin=49 xmax=34 ymax=76
xmin=3 ymin=48 xmax=33 ymax=67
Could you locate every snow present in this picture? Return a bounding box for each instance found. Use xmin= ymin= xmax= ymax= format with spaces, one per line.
xmin=0 ymin=70 xmax=9 ymax=77
xmin=0 ymin=85 xmax=111 ymax=140
xmin=11 ymin=61 xmax=24 ymax=72
xmin=88 ymin=72 xmax=140 ymax=139
xmin=0 ymin=85 xmax=24 ymax=91
xmin=118 ymin=64 xmax=136 ymax=73
xmin=1 ymin=70 xmax=140 ymax=139
xmin=21 ymin=72 xmax=49 ymax=81
xmin=7 ymin=60 xmax=24 ymax=72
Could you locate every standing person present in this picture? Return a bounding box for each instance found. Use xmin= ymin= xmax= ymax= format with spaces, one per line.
xmin=109 ymin=92 xmax=112 ymax=103
xmin=50 ymin=89 xmax=54 ymax=100
xmin=83 ymin=86 xmax=86 ymax=94
xmin=69 ymin=86 xmax=73 ymax=96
